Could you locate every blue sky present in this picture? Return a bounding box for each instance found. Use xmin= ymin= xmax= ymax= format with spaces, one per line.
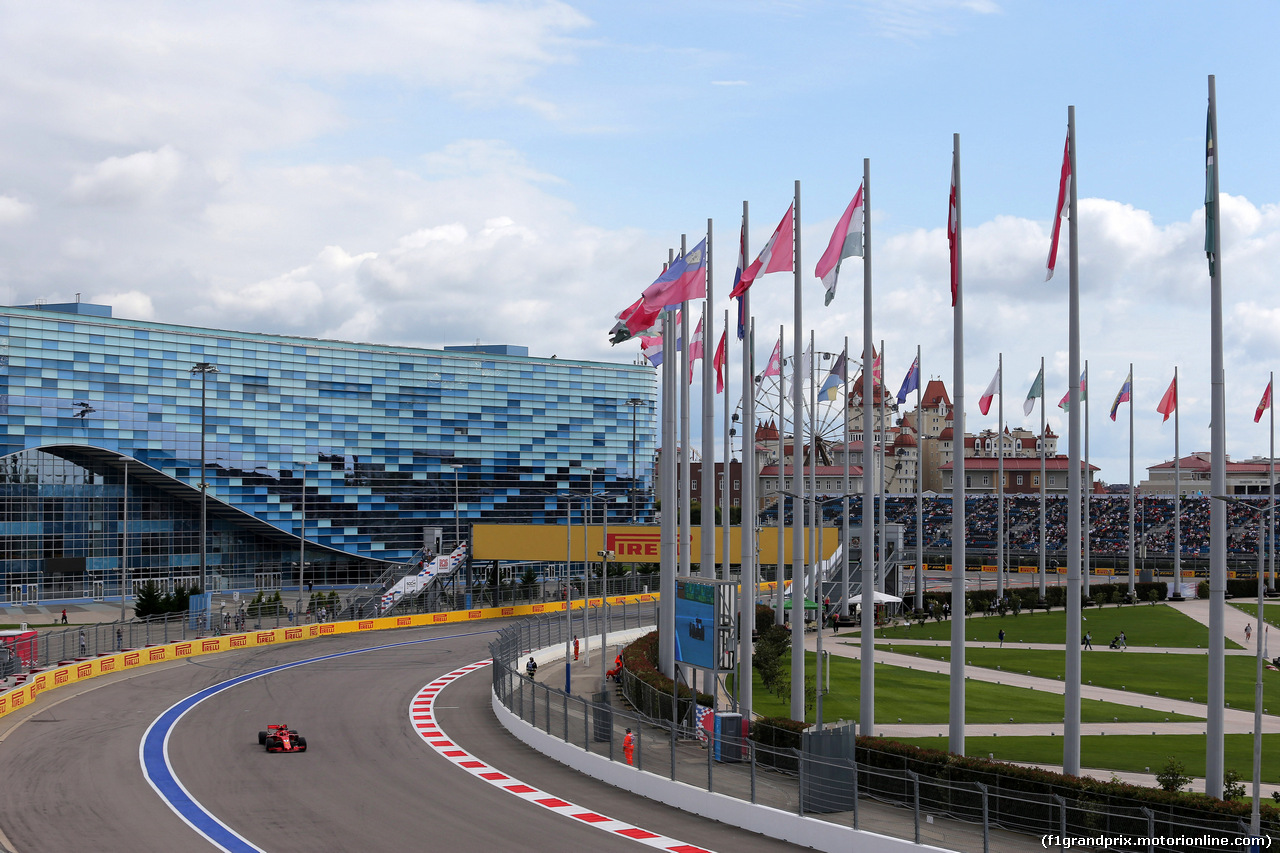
xmin=1 ymin=0 xmax=1279 ymax=486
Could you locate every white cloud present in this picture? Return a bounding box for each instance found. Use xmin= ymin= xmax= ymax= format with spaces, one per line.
xmin=69 ymin=146 xmax=184 ymax=205
xmin=0 ymin=194 xmax=32 ymax=224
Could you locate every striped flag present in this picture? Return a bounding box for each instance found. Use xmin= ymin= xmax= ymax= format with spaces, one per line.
xmin=730 ymin=204 xmax=794 ymax=298
xmin=979 ymin=366 xmax=1000 ymax=416
xmin=1023 ymin=367 xmax=1044 ymax=417
xmin=815 ymin=184 xmax=864 ymax=306
xmin=1109 ymin=372 xmax=1132 ymax=422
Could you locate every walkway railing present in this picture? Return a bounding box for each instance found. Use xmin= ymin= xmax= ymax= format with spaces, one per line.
xmin=490 ymin=612 xmax=1276 ymax=853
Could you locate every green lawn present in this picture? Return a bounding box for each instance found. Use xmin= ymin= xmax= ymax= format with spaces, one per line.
xmin=894 ymin=733 xmax=1280 ymax=784
xmin=875 ymin=644 xmax=1280 ymax=712
xmin=744 ymin=652 xmax=1199 ymax=725
xmin=1231 ymin=601 xmax=1280 ymax=632
xmin=871 ymin=603 xmax=1244 ymax=650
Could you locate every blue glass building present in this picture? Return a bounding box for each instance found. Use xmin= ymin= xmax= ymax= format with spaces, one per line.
xmin=0 ymin=301 xmax=656 ymax=602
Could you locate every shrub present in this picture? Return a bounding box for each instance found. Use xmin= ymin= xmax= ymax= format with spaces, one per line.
xmin=1156 ymin=756 xmax=1193 ymax=792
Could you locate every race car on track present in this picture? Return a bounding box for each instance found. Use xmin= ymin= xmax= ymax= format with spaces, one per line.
xmin=258 ymin=723 xmax=307 ymax=753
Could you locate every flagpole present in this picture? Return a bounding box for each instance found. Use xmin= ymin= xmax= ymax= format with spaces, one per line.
xmin=1128 ymin=363 xmax=1136 ymax=599
xmin=1270 ymin=371 xmax=1275 ymax=593
xmin=1084 ymin=360 xmax=1091 ymax=595
xmin=723 ymin=308 xmax=732 ymax=587
xmin=809 ymin=329 xmax=818 ymax=604
xmin=860 ymin=156 xmax=877 ymax=740
xmin=789 ymin=179 xmax=806 ymax=722
xmin=659 ymin=299 xmax=678 ymax=678
xmin=739 ymin=318 xmax=755 ymax=718
xmin=998 ymin=352 xmax=1005 ymax=602
xmin=949 ymin=136 xmax=966 ymax=756
xmin=879 ymin=339 xmax=887 ymax=594
xmin=1206 ymin=72 xmax=1227 ymax=799
xmin=776 ymin=325 xmax=786 ymax=626
xmin=679 ymin=234 xmax=693 ymax=588
xmin=1063 ymin=104 xmax=1083 ymax=777
xmin=842 ymin=335 xmax=851 ymax=619
xmin=1175 ymin=365 xmax=1181 ymax=598
xmin=1039 ymin=355 xmax=1047 ymax=601
xmin=702 ymin=221 xmax=716 ymax=581
xmin=915 ymin=344 xmax=924 ymax=613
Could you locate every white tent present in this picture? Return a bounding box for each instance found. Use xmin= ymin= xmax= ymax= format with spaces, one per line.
xmin=846 ymin=591 xmax=903 ymax=608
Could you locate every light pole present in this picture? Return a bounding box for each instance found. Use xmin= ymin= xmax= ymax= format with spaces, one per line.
xmin=626 ymin=398 xmax=644 ymax=523
xmin=1211 ymin=494 xmax=1270 ymax=838
xmin=445 ymin=464 xmax=467 ymax=606
xmin=296 ymin=461 xmax=307 ymax=620
xmin=190 ymin=362 xmax=218 ymax=594
xmin=120 ymin=459 xmax=129 ymax=624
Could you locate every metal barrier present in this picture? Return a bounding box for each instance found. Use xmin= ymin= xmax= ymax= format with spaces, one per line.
xmin=490 ymin=612 xmax=1277 ymax=853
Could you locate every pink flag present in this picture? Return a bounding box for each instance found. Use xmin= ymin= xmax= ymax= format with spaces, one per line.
xmin=979 ymin=366 xmax=1000 ymax=416
xmin=1256 ymin=380 xmax=1272 ymax=424
xmin=729 ymin=204 xmax=794 ymax=299
xmin=1046 ymin=133 xmax=1071 ymax=281
xmin=815 ymin=184 xmax=864 ymax=305
xmin=948 ymin=159 xmax=959 ymax=307
xmin=618 ymin=295 xmax=662 ymax=337
xmin=642 ymin=237 xmax=708 ymax=310
xmin=712 ymin=330 xmax=727 ymax=394
xmin=1157 ymin=375 xmax=1177 ymax=422
xmin=763 ymin=337 xmax=783 ymax=378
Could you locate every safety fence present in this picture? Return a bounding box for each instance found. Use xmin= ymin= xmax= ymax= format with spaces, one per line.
xmin=491 ymin=612 xmax=1276 ymax=853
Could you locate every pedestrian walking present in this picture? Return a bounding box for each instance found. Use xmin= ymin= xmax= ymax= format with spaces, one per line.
xmin=79 ymin=629 xmax=86 ymax=656
xmin=1245 ymin=623 xmax=1253 ymax=643
xmin=573 ymin=635 xmax=580 ymax=661
xmin=1119 ymin=630 xmax=1127 ymax=649
xmin=61 ymin=608 xmax=68 ymax=624
xmin=623 ymin=728 xmax=635 ymax=765
xmin=998 ymin=628 xmax=1005 ymax=647
xmin=1083 ymin=631 xmax=1092 ymax=650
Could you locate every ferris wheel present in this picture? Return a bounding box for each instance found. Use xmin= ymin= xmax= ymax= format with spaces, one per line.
xmin=732 ymin=348 xmax=896 ymax=453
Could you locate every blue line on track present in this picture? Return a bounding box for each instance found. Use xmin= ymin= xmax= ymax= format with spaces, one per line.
xmin=139 ymin=629 xmax=494 ymax=853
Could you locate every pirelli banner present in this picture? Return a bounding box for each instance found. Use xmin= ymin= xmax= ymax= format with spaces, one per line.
xmin=471 ymin=524 xmax=840 ymax=565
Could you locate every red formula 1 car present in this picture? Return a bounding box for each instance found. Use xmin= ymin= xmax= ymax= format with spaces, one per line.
xmin=258 ymin=723 xmax=307 ymax=753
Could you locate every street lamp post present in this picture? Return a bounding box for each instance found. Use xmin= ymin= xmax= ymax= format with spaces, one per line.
xmin=626 ymin=398 xmax=644 ymax=523
xmin=190 ymin=363 xmax=219 ymax=595
xmin=120 ymin=460 xmax=129 ymax=624
xmin=295 ymin=461 xmax=307 ymax=620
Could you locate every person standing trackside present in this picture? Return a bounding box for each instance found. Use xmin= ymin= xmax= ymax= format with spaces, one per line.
xmin=573 ymin=635 xmax=580 ymax=661
xmin=526 ymin=657 xmax=538 ymax=679
xmin=116 ymin=627 xmax=123 ymax=651
xmin=623 ymin=728 xmax=634 ymax=765
xmin=79 ymin=629 xmax=86 ymax=656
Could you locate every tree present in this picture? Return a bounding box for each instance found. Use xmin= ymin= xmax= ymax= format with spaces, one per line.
xmin=134 ymin=581 xmax=165 ymax=619
xmin=1222 ymin=768 xmax=1246 ymax=801
xmin=1156 ymin=756 xmax=1193 ymax=792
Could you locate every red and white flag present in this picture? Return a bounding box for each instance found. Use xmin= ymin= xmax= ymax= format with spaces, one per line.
xmin=1046 ymin=133 xmax=1071 ymax=281
xmin=712 ymin=330 xmax=727 ymax=394
xmin=1157 ymin=375 xmax=1178 ymax=422
xmin=687 ymin=316 xmax=704 ymax=383
xmin=730 ymin=204 xmax=794 ymax=298
xmin=763 ymin=337 xmax=783 ymax=378
xmin=1256 ymin=380 xmax=1273 ymax=424
xmin=978 ymin=366 xmax=1000 ymax=416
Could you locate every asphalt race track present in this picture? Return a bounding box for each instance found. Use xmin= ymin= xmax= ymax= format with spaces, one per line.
xmin=0 ymin=622 xmax=799 ymax=852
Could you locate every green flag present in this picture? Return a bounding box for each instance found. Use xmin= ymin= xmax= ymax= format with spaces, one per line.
xmin=1023 ymin=367 xmax=1044 ymax=417
xmin=1205 ymin=105 xmax=1216 ymax=276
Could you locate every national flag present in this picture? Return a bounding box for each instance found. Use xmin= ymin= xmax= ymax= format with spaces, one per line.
xmin=610 ymin=295 xmax=662 ymax=343
xmin=687 ymin=316 xmax=705 ymax=383
xmin=948 ymin=158 xmax=959 ymax=306
xmin=729 ymin=204 xmax=794 ymax=299
xmin=872 ymin=347 xmax=882 ymax=383
xmin=896 ymin=356 xmax=920 ymax=405
xmin=1023 ymin=367 xmax=1044 ymax=417
xmin=799 ymin=341 xmax=813 ymax=387
xmin=712 ymin=330 xmax=727 ymax=394
xmin=1109 ymin=371 xmax=1132 ymax=422
xmin=1046 ymin=133 xmax=1071 ymax=281
xmin=641 ymin=333 xmax=662 ymax=367
xmin=978 ymin=366 xmax=1000 ymax=416
xmin=1255 ymin=380 xmax=1272 ymax=424
xmin=815 ymin=184 xmax=865 ymax=306
xmin=1058 ymin=370 xmax=1088 ymax=411
xmin=763 ymin=337 xmax=783 ymax=378
xmin=733 ymin=216 xmax=747 ymax=340
xmin=1205 ymin=105 xmax=1217 ymax=276
xmin=819 ymin=351 xmax=848 ymax=402
xmin=642 ymin=237 xmax=708 ymax=310
xmin=1157 ymin=375 xmax=1178 ymax=422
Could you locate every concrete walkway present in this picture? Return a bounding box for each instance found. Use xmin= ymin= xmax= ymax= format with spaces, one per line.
xmin=810 ymin=598 xmax=1279 ymax=792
